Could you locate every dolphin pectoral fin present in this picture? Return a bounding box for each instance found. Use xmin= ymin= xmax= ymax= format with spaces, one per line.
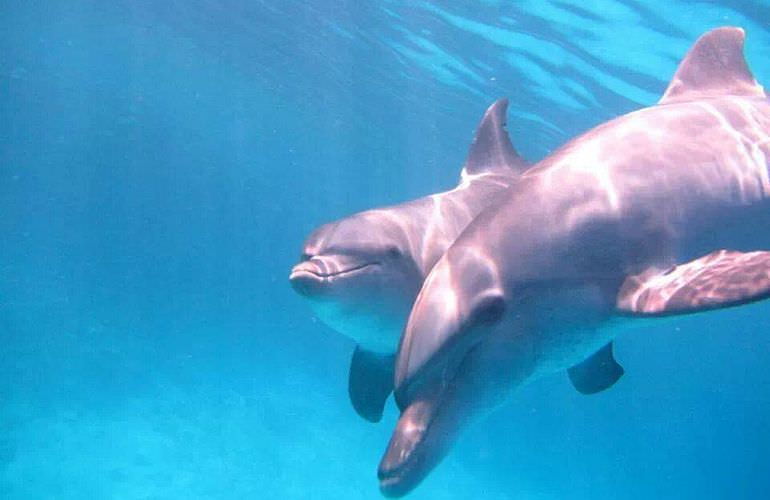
xmin=348 ymin=346 xmax=395 ymax=423
xmin=617 ymin=250 xmax=770 ymax=316
xmin=567 ymin=342 xmax=624 ymax=395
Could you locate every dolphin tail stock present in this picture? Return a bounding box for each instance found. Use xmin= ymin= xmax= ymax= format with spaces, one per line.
xmin=617 ymin=250 xmax=770 ymax=316
xmin=348 ymin=346 xmax=395 ymax=423
xmin=567 ymin=342 xmax=625 ymax=395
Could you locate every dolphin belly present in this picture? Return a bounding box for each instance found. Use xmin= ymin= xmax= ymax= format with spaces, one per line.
xmin=307 ymin=299 xmax=402 ymax=354
xmin=519 ymin=284 xmax=625 ymax=379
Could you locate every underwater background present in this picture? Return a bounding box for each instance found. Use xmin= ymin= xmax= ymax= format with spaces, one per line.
xmin=2 ymin=1 xmax=770 ymax=498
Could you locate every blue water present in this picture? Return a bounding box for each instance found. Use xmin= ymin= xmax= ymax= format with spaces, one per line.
xmin=2 ymin=1 xmax=770 ymax=498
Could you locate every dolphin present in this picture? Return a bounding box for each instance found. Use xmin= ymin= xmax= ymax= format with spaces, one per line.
xmin=289 ymin=99 xmax=529 ymax=422
xmin=378 ymin=27 xmax=770 ymax=497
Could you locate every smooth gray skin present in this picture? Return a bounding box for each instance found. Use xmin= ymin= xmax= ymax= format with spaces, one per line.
xmin=289 ymin=99 xmax=528 ymax=421
xmin=379 ymin=27 xmax=770 ymax=497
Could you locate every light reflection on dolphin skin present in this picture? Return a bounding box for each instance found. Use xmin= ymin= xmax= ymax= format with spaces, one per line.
xmin=381 ymin=27 xmax=770 ymax=496
xmin=289 ymin=99 xmax=529 ymax=422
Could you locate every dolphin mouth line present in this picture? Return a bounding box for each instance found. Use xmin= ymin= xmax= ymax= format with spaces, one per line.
xmin=378 ymin=387 xmax=452 ymax=496
xmin=290 ymin=262 xmax=380 ymax=281
xmin=377 ymin=411 xmax=438 ymax=499
xmin=378 ymin=474 xmax=407 ymax=497
xmin=379 ymin=461 xmax=416 ymax=486
xmin=380 ymin=337 xmax=489 ymax=496
xmin=378 ymin=438 xmax=423 ymax=497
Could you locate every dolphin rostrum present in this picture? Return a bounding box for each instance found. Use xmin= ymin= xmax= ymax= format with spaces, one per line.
xmin=289 ymin=99 xmax=528 ymax=422
xmin=379 ymin=27 xmax=770 ymax=497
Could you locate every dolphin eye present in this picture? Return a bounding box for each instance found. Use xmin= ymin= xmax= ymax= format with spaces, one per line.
xmin=300 ymin=252 xmax=312 ymax=261
xmin=386 ymin=246 xmax=402 ymax=259
xmin=472 ymin=294 xmax=506 ymax=326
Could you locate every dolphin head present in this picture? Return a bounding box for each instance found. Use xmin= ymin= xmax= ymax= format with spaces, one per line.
xmin=393 ymin=245 xmax=507 ymax=405
xmin=379 ymin=244 xmax=524 ymax=496
xmin=289 ymin=97 xmax=528 ymax=355
xmin=289 ymin=209 xmax=422 ymax=352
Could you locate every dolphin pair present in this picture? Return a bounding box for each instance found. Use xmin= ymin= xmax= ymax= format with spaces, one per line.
xmin=377 ymin=27 xmax=770 ymax=496
xmin=290 ymin=99 xmax=529 ymax=421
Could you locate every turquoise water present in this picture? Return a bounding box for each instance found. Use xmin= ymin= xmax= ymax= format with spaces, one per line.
xmin=2 ymin=1 xmax=770 ymax=498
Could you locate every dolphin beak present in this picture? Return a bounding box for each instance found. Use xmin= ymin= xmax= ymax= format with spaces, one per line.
xmin=289 ymin=261 xmax=324 ymax=296
xmin=378 ymin=398 xmax=440 ymax=498
xmin=289 ymin=256 xmax=380 ymax=296
xmin=378 ymin=386 xmax=463 ymax=498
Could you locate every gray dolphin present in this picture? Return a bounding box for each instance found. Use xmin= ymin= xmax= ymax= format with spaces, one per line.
xmin=289 ymin=99 xmax=528 ymax=422
xmin=379 ymin=27 xmax=770 ymax=497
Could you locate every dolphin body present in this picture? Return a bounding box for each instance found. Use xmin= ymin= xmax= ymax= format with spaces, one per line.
xmin=379 ymin=27 xmax=770 ymax=497
xmin=290 ymin=100 xmax=529 ymax=422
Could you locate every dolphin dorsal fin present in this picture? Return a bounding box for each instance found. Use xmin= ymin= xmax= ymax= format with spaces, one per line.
xmin=462 ymin=98 xmax=528 ymax=176
xmin=659 ymin=27 xmax=766 ymax=105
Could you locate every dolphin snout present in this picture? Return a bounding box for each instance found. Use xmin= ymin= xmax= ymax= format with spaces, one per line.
xmin=289 ymin=255 xmax=379 ymax=296
xmin=378 ymin=399 xmax=436 ymax=497
xmin=289 ymin=260 xmax=325 ymax=296
xmin=289 ymin=254 xmax=382 ymax=296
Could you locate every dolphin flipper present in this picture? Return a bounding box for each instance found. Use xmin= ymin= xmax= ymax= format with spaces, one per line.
xmin=567 ymin=342 xmax=624 ymax=395
xmin=617 ymin=250 xmax=770 ymax=316
xmin=349 ymin=346 xmax=395 ymax=423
